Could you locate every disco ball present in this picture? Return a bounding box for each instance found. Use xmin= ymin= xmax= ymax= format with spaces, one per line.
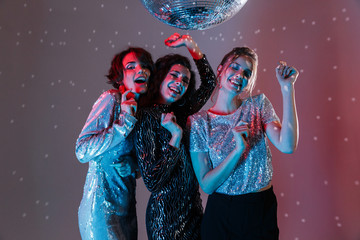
xmin=140 ymin=0 xmax=248 ymax=30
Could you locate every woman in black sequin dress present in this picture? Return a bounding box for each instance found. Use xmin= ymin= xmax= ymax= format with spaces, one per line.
xmin=135 ymin=33 xmax=216 ymax=240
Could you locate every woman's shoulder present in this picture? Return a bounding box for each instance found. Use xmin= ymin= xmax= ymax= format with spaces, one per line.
xmin=189 ymin=109 xmax=208 ymax=122
xmin=244 ymin=93 xmax=269 ymax=105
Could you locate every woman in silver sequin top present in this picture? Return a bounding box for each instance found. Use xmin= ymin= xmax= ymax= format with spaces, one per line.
xmin=135 ymin=33 xmax=216 ymax=240
xmin=75 ymin=48 xmax=154 ymax=240
xmin=188 ymin=47 xmax=299 ymax=240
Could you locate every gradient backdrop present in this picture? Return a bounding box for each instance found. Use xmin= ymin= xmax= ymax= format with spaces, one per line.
xmin=1 ymin=0 xmax=360 ymax=239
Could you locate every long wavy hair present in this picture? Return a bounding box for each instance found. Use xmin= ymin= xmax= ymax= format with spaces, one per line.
xmin=141 ymin=54 xmax=196 ymax=107
xmin=106 ymin=47 xmax=154 ymax=89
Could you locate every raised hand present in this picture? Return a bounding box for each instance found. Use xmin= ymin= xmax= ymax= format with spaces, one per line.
xmin=120 ymin=89 xmax=137 ymax=116
xmin=232 ymin=121 xmax=249 ymax=152
xmin=164 ymin=33 xmax=203 ymax=60
xmin=276 ymin=61 xmax=299 ymax=86
xmin=161 ymin=112 xmax=183 ymax=149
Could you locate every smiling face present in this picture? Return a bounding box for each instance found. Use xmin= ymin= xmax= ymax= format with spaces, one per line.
xmin=219 ymin=56 xmax=253 ymax=94
xmin=158 ymin=64 xmax=191 ymax=104
xmin=122 ymin=52 xmax=151 ymax=98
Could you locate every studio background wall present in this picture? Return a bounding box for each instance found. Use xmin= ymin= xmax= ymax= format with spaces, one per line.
xmin=1 ymin=0 xmax=360 ymax=239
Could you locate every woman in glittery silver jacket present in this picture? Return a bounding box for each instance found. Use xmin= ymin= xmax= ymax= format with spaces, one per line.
xmin=75 ymin=47 xmax=154 ymax=240
xmin=188 ymin=47 xmax=299 ymax=240
xmin=134 ymin=33 xmax=216 ymax=240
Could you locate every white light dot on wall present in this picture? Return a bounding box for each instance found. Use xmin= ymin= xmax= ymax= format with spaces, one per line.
xmin=77 ymin=106 xmax=81 ymax=110
xmin=88 ymin=38 xmax=92 ymax=43
xmin=128 ymin=42 xmax=131 ymax=46
xmin=296 ymin=201 xmax=300 ymax=206
xmin=45 ymin=216 xmax=50 ymax=220
xmin=282 ymin=26 xmax=287 ymax=31
xmin=327 ymin=37 xmax=331 ymax=41
xmin=354 ymin=180 xmax=359 ymax=186
xmin=333 ymin=65 xmax=338 ymax=70
xmin=328 ymin=97 xmax=332 ymax=101
xmin=83 ymin=89 xmax=87 ymax=93
xmin=237 ymin=31 xmax=241 ymax=35
xmin=21 ymin=104 xmax=26 ymax=108
xmin=304 ymin=45 xmax=309 ymax=49
xmin=334 ymin=216 xmax=340 ymax=221
xmin=44 ymin=154 xmax=49 ymax=158
xmin=73 ymin=7 xmax=77 ymax=11
xmin=316 ymin=115 xmax=320 ymax=120
xmin=51 ymin=104 xmax=55 ymax=109
xmin=300 ymin=69 xmax=304 ymax=73
xmin=45 ymin=202 xmax=49 ymax=206
xmin=254 ymin=29 xmax=260 ymax=34
xmin=21 ymin=83 xmax=25 ymax=87
xmin=351 ymin=97 xmax=356 ymax=102
xmin=49 ymin=8 xmax=53 ymax=12
xmin=115 ymin=31 xmax=119 ymax=35
xmin=125 ymin=6 xmax=128 ymax=10
xmin=40 ymin=39 xmax=44 ymax=43
xmin=280 ymin=192 xmax=285 ymax=197
xmin=16 ymin=41 xmax=20 ymax=46
xmin=311 ymin=21 xmax=316 ymax=25
xmin=101 ymin=4 xmax=104 ymax=8
xmin=36 ymin=200 xmax=40 ymax=205
xmin=12 ymin=170 xmax=16 ymax=175
xmin=219 ymin=33 xmax=223 ymax=37
xmin=19 ymin=177 xmax=24 ymax=182
xmin=332 ymin=17 xmax=337 ymax=21
xmin=92 ymin=29 xmax=96 ymax=34
xmin=24 ymin=3 xmax=27 ymax=7
xmin=337 ymin=223 xmax=342 ymax=227
xmin=324 ymin=180 xmax=328 ymax=185
xmin=342 ymin=8 xmax=347 ymax=13
xmin=313 ymin=136 xmax=318 ymax=141
xmin=280 ymin=50 xmax=284 ymax=54
xmin=233 ymin=38 xmax=236 ymax=42
xmin=290 ymin=173 xmax=295 ymax=178
xmin=63 ymin=29 xmax=67 ymax=33
xmin=301 ymin=19 xmax=306 ymax=23
xmin=284 ymin=213 xmax=289 ymax=218
xmin=345 ymin=17 xmax=350 ymax=21
xmin=10 ymin=119 xmax=15 ymax=124
xmin=336 ymin=116 xmax=341 ymax=120
xmin=271 ymin=28 xmax=275 ymax=32
xmin=239 ymin=36 xmax=243 ymax=40
xmin=344 ymin=137 xmax=348 ymax=142
xmin=22 ymin=213 xmax=27 ymax=218
xmin=54 ymin=125 xmax=58 ymax=129
xmin=295 ymin=237 xmax=299 ymax=240
xmin=263 ymin=68 xmax=267 ymax=72
xmin=138 ymin=32 xmax=142 ymax=35
xmin=17 ymin=32 xmax=21 ymax=36
xmin=50 ymin=42 xmax=54 ymax=46
xmin=301 ymin=218 xmax=306 ymax=223
xmin=28 ymin=30 xmax=32 ymax=35
xmin=94 ymin=47 xmax=98 ymax=51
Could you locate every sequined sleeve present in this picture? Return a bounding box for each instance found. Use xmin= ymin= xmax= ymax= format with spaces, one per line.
xmin=135 ymin=109 xmax=182 ymax=192
xmin=75 ymin=90 xmax=137 ymax=163
xmin=177 ymin=55 xmax=216 ymax=115
xmin=260 ymin=94 xmax=280 ymax=125
xmin=188 ymin=112 xmax=209 ymax=152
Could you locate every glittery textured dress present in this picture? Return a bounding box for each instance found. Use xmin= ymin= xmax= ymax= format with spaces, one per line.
xmin=135 ymin=55 xmax=216 ymax=240
xmin=189 ymin=94 xmax=280 ymax=195
xmin=75 ymin=89 xmax=138 ymax=240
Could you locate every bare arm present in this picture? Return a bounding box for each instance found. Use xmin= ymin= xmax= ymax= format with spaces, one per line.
xmin=265 ymin=61 xmax=299 ymax=154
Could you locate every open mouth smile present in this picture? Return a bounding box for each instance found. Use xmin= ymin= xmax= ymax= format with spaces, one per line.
xmin=134 ymin=76 xmax=147 ymax=84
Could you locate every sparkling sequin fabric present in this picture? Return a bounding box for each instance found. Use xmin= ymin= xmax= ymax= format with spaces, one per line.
xmin=189 ymin=94 xmax=280 ymax=195
xmin=75 ymin=89 xmax=138 ymax=240
xmin=135 ymin=56 xmax=216 ymax=240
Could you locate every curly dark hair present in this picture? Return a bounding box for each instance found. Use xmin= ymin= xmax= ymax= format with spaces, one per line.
xmin=106 ymin=47 xmax=154 ymax=89
xmin=142 ymin=54 xmax=196 ymax=107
